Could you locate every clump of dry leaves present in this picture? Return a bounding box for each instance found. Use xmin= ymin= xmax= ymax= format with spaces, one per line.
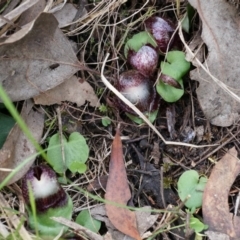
xmin=1 ymin=0 xmax=240 ymax=240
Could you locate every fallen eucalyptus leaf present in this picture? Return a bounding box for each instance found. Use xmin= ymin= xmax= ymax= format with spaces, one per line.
xmin=188 ymin=0 xmax=240 ymax=126
xmin=105 ymin=129 xmax=141 ymax=240
xmin=0 ymin=0 xmax=39 ymax=28
xmin=0 ymin=12 xmax=81 ymax=102
xmin=91 ymin=205 xmax=158 ymax=240
xmin=17 ymin=0 xmax=46 ymax=27
xmin=203 ymin=147 xmax=240 ymax=238
xmin=34 ymin=75 xmax=99 ymax=107
xmin=53 ymin=3 xmax=78 ymax=28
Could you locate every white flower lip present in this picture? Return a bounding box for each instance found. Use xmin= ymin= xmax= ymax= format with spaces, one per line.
xmin=31 ymin=171 xmax=59 ymax=199
xmin=121 ymin=83 xmax=150 ymax=105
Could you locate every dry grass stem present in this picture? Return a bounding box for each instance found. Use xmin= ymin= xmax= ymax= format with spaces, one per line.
xmin=0 ymin=193 xmax=32 ymax=240
xmin=178 ymin=23 xmax=240 ymax=104
xmin=52 ymin=216 xmax=103 ymax=240
xmin=0 ymin=0 xmax=39 ymax=28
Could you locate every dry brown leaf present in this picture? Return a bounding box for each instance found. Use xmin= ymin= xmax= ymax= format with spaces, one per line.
xmin=17 ymin=0 xmax=46 ymax=27
xmin=0 ymin=0 xmax=39 ymax=28
xmin=105 ymin=129 xmax=141 ymax=240
xmin=0 ymin=12 xmax=81 ymax=102
xmin=188 ymin=0 xmax=240 ymax=126
xmin=2 ymin=0 xmax=20 ymax=16
xmin=0 ymin=100 xmax=44 ymax=185
xmin=33 ymin=75 xmax=99 ymax=107
xmin=205 ymin=230 xmax=231 ymax=240
xmin=202 ymin=147 xmax=240 ymax=239
xmin=91 ymin=205 xmax=158 ymax=240
xmin=53 ymin=3 xmax=78 ymax=28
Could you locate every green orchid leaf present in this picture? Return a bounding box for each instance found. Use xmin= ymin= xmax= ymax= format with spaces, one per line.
xmin=124 ymin=31 xmax=157 ymax=58
xmin=69 ymin=161 xmax=87 ymax=174
xmin=157 ymin=78 xmax=184 ymax=102
xmin=28 ymin=195 xmax=73 ymax=236
xmin=76 ymin=209 xmax=101 ymax=233
xmin=0 ymin=113 xmax=15 ymax=148
xmin=190 ymin=216 xmax=208 ymax=233
xmin=47 ymin=132 xmax=89 ymax=174
xmin=101 ymin=117 xmax=111 ymax=127
xmin=157 ymin=51 xmax=190 ymax=102
xmin=162 ymin=51 xmax=191 ymax=78
xmin=177 ymin=170 xmax=207 ymax=210
xmin=182 ymin=4 xmax=195 ymax=33
xmin=126 ymin=109 xmax=158 ymax=124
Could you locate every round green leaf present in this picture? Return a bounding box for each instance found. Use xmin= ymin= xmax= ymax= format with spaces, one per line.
xmin=190 ymin=216 xmax=208 ymax=233
xmin=126 ymin=109 xmax=158 ymax=124
xmin=102 ymin=117 xmax=111 ymax=127
xmin=165 ymin=51 xmax=191 ymax=77
xmin=0 ymin=113 xmax=15 ymax=148
xmin=160 ymin=51 xmax=191 ymax=80
xmin=76 ymin=209 xmax=101 ymax=233
xmin=47 ymin=132 xmax=89 ymax=174
xmin=156 ymin=78 xmax=184 ymax=102
xmin=69 ymin=161 xmax=87 ymax=174
xmin=177 ymin=170 xmax=207 ymax=209
xmin=124 ymin=31 xmax=157 ymax=58
xmin=47 ymin=133 xmax=67 ymax=173
xmin=156 ymin=50 xmax=190 ymax=102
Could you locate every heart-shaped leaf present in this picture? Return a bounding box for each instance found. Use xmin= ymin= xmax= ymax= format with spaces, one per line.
xmin=76 ymin=209 xmax=101 ymax=233
xmin=69 ymin=161 xmax=87 ymax=174
xmin=124 ymin=31 xmax=157 ymax=58
xmin=157 ymin=50 xmax=190 ymax=102
xmin=47 ymin=132 xmax=89 ymax=174
xmin=177 ymin=170 xmax=207 ymax=210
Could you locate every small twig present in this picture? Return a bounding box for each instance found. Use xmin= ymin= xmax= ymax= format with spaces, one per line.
xmin=0 ymin=0 xmax=38 ymax=28
xmin=0 ymin=15 xmax=21 ymax=29
xmin=56 ymin=107 xmax=66 ymax=175
xmin=160 ymin=167 xmax=166 ymax=209
xmin=194 ymin=126 xmax=240 ymax=165
xmin=234 ymin=191 xmax=240 ymax=216
xmin=101 ymin=53 xmax=217 ymax=148
xmin=52 ymin=217 xmax=103 ymax=240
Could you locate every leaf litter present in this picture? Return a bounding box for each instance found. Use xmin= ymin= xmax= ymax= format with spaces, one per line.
xmin=202 ymin=147 xmax=240 ymax=239
xmin=2 ymin=0 xmax=240 ymax=239
xmin=188 ymin=0 xmax=240 ymax=126
xmin=0 ymin=12 xmax=81 ymax=101
xmin=34 ymin=75 xmax=99 ymax=107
